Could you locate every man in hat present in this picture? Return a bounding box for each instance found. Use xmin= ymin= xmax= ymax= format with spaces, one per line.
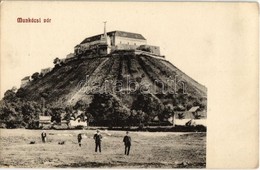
xmin=77 ymin=133 xmax=82 ymax=147
xmin=93 ymin=130 xmax=102 ymax=153
xmin=123 ymin=131 xmax=131 ymax=155
xmin=41 ymin=130 xmax=47 ymax=143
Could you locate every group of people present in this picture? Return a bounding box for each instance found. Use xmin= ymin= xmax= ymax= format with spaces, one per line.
xmin=41 ymin=130 xmax=132 ymax=155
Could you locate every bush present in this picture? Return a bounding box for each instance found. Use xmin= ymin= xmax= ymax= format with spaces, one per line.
xmin=194 ymin=125 xmax=206 ymax=132
xmin=131 ymin=93 xmax=164 ymax=123
xmin=52 ymin=124 xmax=68 ymax=130
xmin=41 ymin=124 xmax=53 ymax=130
xmin=75 ymin=125 xmax=84 ymax=129
xmin=88 ymin=94 xmax=131 ymax=127
xmin=0 ymin=123 xmax=7 ymax=128
xmin=31 ymin=72 xmax=40 ymax=81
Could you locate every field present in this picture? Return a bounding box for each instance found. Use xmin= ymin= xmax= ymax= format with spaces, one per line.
xmin=0 ymin=129 xmax=206 ymax=168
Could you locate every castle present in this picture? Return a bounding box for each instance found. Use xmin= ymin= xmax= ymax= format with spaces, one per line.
xmin=74 ymin=22 xmax=161 ymax=56
xmin=21 ymin=23 xmax=162 ymax=87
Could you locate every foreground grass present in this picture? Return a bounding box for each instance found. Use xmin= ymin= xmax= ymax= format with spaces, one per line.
xmin=0 ymin=129 xmax=206 ymax=168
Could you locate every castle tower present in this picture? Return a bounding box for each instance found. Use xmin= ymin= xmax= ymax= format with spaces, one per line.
xmin=103 ymin=21 xmax=111 ymax=48
xmin=98 ymin=21 xmax=111 ymax=55
xmin=103 ymin=21 xmax=107 ymax=41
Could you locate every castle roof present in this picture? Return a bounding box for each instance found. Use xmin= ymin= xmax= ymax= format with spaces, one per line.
xmin=188 ymin=106 xmax=200 ymax=112
xmin=80 ymin=30 xmax=146 ymax=44
xmin=21 ymin=76 xmax=30 ymax=81
xmin=41 ymin=67 xmax=52 ymax=71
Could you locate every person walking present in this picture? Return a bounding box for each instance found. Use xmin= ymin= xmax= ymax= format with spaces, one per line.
xmin=77 ymin=133 xmax=82 ymax=147
xmin=123 ymin=131 xmax=131 ymax=155
xmin=93 ymin=130 xmax=102 ymax=153
xmin=41 ymin=130 xmax=47 ymax=143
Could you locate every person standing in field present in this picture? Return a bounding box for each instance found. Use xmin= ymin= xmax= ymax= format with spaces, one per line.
xmin=123 ymin=131 xmax=131 ymax=155
xmin=41 ymin=130 xmax=47 ymax=143
xmin=93 ymin=130 xmax=102 ymax=153
xmin=77 ymin=133 xmax=82 ymax=147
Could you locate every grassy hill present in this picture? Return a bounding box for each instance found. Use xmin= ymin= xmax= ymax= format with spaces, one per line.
xmin=1 ymin=52 xmax=207 ymax=128
xmin=19 ymin=53 xmax=206 ymax=108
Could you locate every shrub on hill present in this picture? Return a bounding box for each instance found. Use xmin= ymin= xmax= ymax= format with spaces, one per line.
xmin=87 ymin=94 xmax=131 ymax=127
xmin=131 ymin=93 xmax=164 ymax=122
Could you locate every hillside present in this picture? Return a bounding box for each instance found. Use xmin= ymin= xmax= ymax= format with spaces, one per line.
xmin=0 ymin=52 xmax=207 ymax=128
xmin=17 ymin=53 xmax=206 ymax=110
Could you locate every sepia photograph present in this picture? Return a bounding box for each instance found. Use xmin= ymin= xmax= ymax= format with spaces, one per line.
xmin=0 ymin=1 xmax=258 ymax=169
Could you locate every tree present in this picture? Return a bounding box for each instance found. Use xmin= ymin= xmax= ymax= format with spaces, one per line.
xmin=88 ymin=94 xmax=113 ymax=126
xmin=158 ymin=104 xmax=173 ymax=121
xmin=128 ymin=110 xmax=146 ymax=126
xmin=159 ymin=104 xmax=175 ymax=126
xmin=177 ymin=113 xmax=185 ymax=119
xmin=53 ymin=57 xmax=61 ymax=65
xmin=88 ymin=94 xmax=130 ymax=127
xmin=50 ymin=107 xmax=64 ymax=124
xmin=65 ymin=106 xmax=73 ymax=115
xmin=16 ymin=88 xmax=27 ymax=98
xmin=74 ymin=100 xmax=87 ymax=110
xmin=21 ymin=101 xmax=41 ymax=128
xmin=3 ymin=89 xmax=17 ymax=102
xmin=31 ymin=72 xmax=39 ymax=81
xmin=11 ymin=86 xmax=17 ymax=93
xmin=131 ymin=93 xmax=164 ymax=123
xmin=110 ymin=105 xmax=130 ymax=127
xmin=0 ymin=87 xmax=43 ymax=128
xmin=0 ymin=96 xmax=41 ymax=129
xmin=0 ymin=101 xmax=22 ymax=128
xmin=63 ymin=107 xmax=72 ymax=127
xmin=193 ymin=111 xmax=202 ymax=119
xmin=85 ymin=112 xmax=94 ymax=126
xmin=63 ymin=107 xmax=73 ymax=122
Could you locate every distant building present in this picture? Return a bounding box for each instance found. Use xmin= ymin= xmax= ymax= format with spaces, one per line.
xmin=41 ymin=67 xmax=52 ymax=76
xmin=21 ymin=76 xmax=31 ymax=87
xmin=174 ymin=106 xmax=207 ymax=126
xmin=60 ymin=58 xmax=66 ymax=64
xmin=39 ymin=116 xmax=52 ymax=126
xmin=188 ymin=106 xmax=207 ymax=119
xmin=65 ymin=53 xmax=76 ymax=62
xmin=69 ymin=117 xmax=87 ymax=127
xmin=66 ymin=53 xmax=75 ymax=59
xmin=153 ymin=116 xmax=172 ymax=123
xmin=174 ymin=106 xmax=205 ymax=120
xmin=69 ymin=110 xmax=88 ymax=127
xmin=188 ymin=106 xmax=200 ymax=113
xmin=175 ymin=111 xmax=194 ymax=120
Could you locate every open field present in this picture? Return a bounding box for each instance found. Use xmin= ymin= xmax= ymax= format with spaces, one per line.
xmin=0 ymin=129 xmax=206 ymax=168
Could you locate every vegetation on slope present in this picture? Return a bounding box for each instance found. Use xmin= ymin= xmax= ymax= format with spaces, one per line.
xmin=0 ymin=53 xmax=207 ymax=128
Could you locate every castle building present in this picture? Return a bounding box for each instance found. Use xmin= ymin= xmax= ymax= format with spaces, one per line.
xmin=40 ymin=67 xmax=52 ymax=76
xmin=74 ymin=23 xmax=161 ymax=56
xmin=75 ymin=30 xmax=147 ymax=55
xmin=66 ymin=53 xmax=75 ymax=59
xmin=21 ymin=76 xmax=31 ymax=87
xmin=137 ymin=45 xmax=160 ymax=55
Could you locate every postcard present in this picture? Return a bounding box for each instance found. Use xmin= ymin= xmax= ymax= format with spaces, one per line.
xmin=0 ymin=1 xmax=258 ymax=168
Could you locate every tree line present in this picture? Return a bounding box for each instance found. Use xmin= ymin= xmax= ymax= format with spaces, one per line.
xmin=0 ymin=86 xmax=206 ymax=129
